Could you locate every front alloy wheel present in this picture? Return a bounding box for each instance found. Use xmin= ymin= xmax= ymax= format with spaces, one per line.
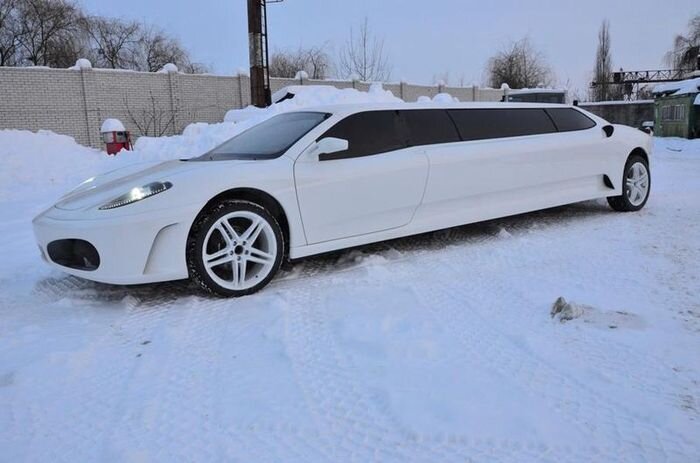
xmin=188 ymin=200 xmax=284 ymax=297
xmin=608 ymin=154 xmax=650 ymax=212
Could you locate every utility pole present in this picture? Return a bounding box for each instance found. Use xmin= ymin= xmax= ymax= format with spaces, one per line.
xmin=248 ymin=0 xmax=281 ymax=107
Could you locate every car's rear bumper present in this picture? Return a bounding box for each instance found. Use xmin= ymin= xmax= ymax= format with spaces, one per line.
xmin=32 ymin=205 xmax=200 ymax=285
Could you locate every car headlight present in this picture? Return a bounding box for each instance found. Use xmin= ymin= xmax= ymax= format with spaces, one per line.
xmin=99 ymin=181 xmax=173 ymax=210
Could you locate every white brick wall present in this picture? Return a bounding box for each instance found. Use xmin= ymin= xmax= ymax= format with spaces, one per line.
xmin=0 ymin=67 xmax=508 ymax=148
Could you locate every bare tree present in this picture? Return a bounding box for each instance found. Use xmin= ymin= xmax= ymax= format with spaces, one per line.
xmin=0 ymin=0 xmax=207 ymax=72
xmin=180 ymin=60 xmax=209 ymax=74
xmin=486 ymin=37 xmax=554 ymax=89
xmin=592 ymin=20 xmax=614 ymax=101
xmin=133 ymin=25 xmax=187 ymax=72
xmin=270 ymin=45 xmax=331 ymax=79
xmin=269 ymin=49 xmax=301 ymax=78
xmin=0 ymin=0 xmax=21 ymax=65
xmin=81 ymin=16 xmax=140 ymax=69
xmin=666 ymin=13 xmax=700 ymax=70
xmin=124 ymin=93 xmax=177 ymax=137
xmin=304 ymin=45 xmax=330 ymax=79
xmin=337 ymin=17 xmax=391 ymax=81
xmin=15 ymin=0 xmax=81 ymax=66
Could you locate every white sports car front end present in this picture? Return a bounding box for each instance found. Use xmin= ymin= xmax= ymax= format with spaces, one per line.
xmin=33 ymin=161 xmax=207 ymax=284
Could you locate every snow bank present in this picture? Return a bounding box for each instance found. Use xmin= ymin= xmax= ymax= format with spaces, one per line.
xmin=0 ymin=130 xmax=143 ymax=202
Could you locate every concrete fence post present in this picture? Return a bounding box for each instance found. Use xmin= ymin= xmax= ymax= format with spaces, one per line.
xmin=167 ymin=70 xmax=180 ymax=134
xmin=79 ymin=67 xmax=99 ymax=147
xmin=237 ymin=74 xmax=245 ymax=109
xmin=399 ymin=81 xmax=405 ymax=100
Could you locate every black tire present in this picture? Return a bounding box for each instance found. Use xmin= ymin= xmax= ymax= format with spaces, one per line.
xmin=607 ymin=154 xmax=650 ymax=212
xmin=187 ymin=200 xmax=284 ymax=297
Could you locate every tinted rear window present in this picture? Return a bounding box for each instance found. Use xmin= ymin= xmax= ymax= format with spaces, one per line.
xmin=319 ymin=110 xmax=405 ymax=160
xmin=401 ymin=109 xmax=460 ymax=147
xmin=546 ymin=108 xmax=596 ymax=132
xmin=447 ymin=109 xmax=557 ymax=141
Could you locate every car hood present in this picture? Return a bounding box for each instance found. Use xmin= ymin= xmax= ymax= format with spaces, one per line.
xmin=55 ymin=160 xmax=204 ymax=211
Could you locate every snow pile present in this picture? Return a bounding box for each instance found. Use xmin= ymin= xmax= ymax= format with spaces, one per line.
xmin=263 ymin=83 xmax=401 ymax=113
xmin=68 ymin=58 xmax=92 ymax=70
xmin=100 ymin=118 xmax=126 ymax=132
xmin=0 ymin=130 xmax=142 ymax=202
xmin=432 ymin=92 xmax=459 ymax=103
xmin=157 ymin=63 xmax=178 ymax=74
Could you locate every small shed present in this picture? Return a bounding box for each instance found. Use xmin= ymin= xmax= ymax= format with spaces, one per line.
xmin=652 ymin=76 xmax=700 ymax=139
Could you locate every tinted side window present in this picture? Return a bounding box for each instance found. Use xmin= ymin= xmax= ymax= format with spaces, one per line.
xmin=546 ymin=108 xmax=596 ymax=132
xmin=401 ymin=109 xmax=460 ymax=147
xmin=447 ymin=109 xmax=557 ymax=141
xmin=319 ymin=111 xmax=405 ymax=160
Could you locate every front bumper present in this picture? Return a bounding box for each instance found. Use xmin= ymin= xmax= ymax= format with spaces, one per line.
xmin=32 ymin=205 xmax=200 ymax=285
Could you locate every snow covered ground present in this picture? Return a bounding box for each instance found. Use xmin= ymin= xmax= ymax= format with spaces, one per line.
xmin=1 ymin=120 xmax=699 ymax=460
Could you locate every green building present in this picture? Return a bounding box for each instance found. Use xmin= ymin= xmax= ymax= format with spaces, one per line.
xmin=653 ymin=77 xmax=700 ymax=139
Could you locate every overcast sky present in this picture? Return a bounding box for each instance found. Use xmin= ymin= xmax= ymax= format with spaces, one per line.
xmin=80 ymin=0 xmax=697 ymax=94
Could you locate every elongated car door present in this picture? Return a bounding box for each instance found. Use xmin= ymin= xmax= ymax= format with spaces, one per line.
xmin=413 ymin=108 xmax=574 ymax=228
xmin=294 ymin=110 xmax=429 ymax=244
xmin=543 ymin=108 xmax=613 ymax=192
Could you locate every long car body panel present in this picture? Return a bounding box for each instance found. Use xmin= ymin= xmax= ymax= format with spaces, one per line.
xmin=33 ymin=102 xmax=653 ymax=285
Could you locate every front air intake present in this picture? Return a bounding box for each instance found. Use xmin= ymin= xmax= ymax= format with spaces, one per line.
xmin=47 ymin=239 xmax=100 ymax=271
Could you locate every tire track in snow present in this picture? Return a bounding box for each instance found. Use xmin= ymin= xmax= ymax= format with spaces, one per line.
xmin=404 ymin=247 xmax=697 ymax=462
xmin=18 ymin=295 xmax=175 ymax=462
xmin=279 ymin=280 xmax=418 ymax=462
xmin=276 ymin=267 xmax=569 ymax=462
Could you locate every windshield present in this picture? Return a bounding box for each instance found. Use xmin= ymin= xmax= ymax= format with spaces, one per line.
xmin=193 ymin=111 xmax=329 ymax=161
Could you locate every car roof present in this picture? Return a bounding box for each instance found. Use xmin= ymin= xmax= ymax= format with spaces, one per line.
xmin=296 ymin=101 xmax=577 ymax=116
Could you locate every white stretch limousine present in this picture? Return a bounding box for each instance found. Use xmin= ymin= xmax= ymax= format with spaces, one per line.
xmin=33 ymin=103 xmax=652 ymax=296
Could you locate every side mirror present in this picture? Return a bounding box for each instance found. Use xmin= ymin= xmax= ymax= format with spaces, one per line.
xmin=602 ymin=125 xmax=615 ymax=138
xmin=313 ymin=137 xmax=349 ymax=161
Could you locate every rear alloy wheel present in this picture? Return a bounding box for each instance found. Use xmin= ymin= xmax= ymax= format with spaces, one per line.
xmin=187 ymin=200 xmax=284 ymax=297
xmin=607 ymin=155 xmax=650 ymax=212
